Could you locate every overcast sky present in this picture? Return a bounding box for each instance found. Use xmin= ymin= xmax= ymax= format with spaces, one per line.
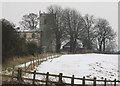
xmin=2 ymin=2 xmax=118 ymax=30
xmin=2 ymin=2 xmax=119 ymax=49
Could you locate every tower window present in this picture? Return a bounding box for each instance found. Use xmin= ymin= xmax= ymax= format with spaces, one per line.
xmin=44 ymin=19 xmax=47 ymax=24
xmin=32 ymin=33 xmax=35 ymax=38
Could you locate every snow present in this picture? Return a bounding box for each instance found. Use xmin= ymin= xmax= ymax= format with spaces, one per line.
xmin=15 ymin=55 xmax=60 ymax=68
xmin=15 ymin=62 xmax=31 ymax=68
xmin=60 ymin=39 xmax=83 ymax=49
xmin=37 ymin=54 xmax=118 ymax=78
xmin=60 ymin=40 xmax=70 ymax=49
xmin=24 ymin=53 xmax=119 ymax=84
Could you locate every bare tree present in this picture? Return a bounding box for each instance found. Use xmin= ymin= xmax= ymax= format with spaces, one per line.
xmin=63 ymin=8 xmax=85 ymax=53
xmin=47 ymin=5 xmax=64 ymax=53
xmin=94 ymin=18 xmax=116 ymax=52
xmin=82 ymin=14 xmax=95 ymax=49
xmin=105 ymin=40 xmax=117 ymax=52
xmin=19 ymin=13 xmax=39 ymax=30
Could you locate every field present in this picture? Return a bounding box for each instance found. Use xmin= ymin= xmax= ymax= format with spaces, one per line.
xmin=2 ymin=53 xmax=119 ymax=85
xmin=33 ymin=53 xmax=119 ymax=82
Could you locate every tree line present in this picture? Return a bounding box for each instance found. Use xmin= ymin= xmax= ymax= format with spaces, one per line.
xmin=2 ymin=5 xmax=117 ymax=62
xmin=2 ymin=19 xmax=41 ymax=63
xmin=48 ymin=5 xmax=116 ymax=53
xmin=19 ymin=5 xmax=116 ymax=53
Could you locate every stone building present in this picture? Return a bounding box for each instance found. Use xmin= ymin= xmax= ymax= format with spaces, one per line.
xmin=18 ymin=11 xmax=56 ymax=52
xmin=39 ymin=12 xmax=56 ymax=52
xmin=18 ymin=29 xmax=40 ymax=46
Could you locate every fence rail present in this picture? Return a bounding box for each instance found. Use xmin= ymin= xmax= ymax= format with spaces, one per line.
xmin=2 ymin=54 xmax=120 ymax=86
xmin=2 ymin=68 xmax=120 ymax=86
xmin=17 ymin=54 xmax=60 ymax=72
xmin=2 ymin=54 xmax=60 ymax=74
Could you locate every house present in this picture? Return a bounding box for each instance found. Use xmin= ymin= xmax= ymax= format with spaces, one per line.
xmin=61 ymin=40 xmax=88 ymax=53
xmin=61 ymin=40 xmax=93 ymax=53
xmin=17 ymin=28 xmax=40 ymax=46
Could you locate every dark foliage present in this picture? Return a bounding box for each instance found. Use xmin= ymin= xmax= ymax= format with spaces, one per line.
xmin=2 ymin=19 xmax=27 ymax=62
xmin=83 ymin=39 xmax=93 ymax=50
xmin=26 ymin=41 xmax=41 ymax=56
xmin=2 ymin=19 xmax=41 ymax=63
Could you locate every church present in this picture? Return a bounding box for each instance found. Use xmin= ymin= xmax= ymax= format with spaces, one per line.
xmin=18 ymin=11 xmax=56 ymax=52
xmin=17 ymin=11 xmax=88 ymax=53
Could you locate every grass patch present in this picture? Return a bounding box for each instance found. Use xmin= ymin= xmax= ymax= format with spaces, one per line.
xmin=2 ymin=53 xmax=57 ymax=70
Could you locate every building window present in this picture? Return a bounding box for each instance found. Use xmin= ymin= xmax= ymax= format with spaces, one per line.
xmin=32 ymin=33 xmax=35 ymax=38
xmin=44 ymin=19 xmax=47 ymax=24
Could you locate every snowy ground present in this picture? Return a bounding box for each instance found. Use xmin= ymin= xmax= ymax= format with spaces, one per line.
xmin=24 ymin=53 xmax=119 ymax=84
xmin=15 ymin=55 xmax=60 ymax=68
xmin=36 ymin=54 xmax=118 ymax=79
xmin=2 ymin=55 xmax=60 ymax=75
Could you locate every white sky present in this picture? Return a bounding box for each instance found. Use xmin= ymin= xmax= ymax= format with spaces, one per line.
xmin=2 ymin=2 xmax=118 ymax=30
xmin=0 ymin=0 xmax=119 ymax=50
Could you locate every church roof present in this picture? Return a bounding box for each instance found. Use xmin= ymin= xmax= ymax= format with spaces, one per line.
xmin=16 ymin=27 xmax=40 ymax=33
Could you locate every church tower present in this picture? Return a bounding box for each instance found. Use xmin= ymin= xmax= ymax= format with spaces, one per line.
xmin=39 ymin=11 xmax=56 ymax=52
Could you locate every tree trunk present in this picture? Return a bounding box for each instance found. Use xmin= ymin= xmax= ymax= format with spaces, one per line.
xmin=103 ymin=38 xmax=106 ymax=52
xmin=70 ymin=35 xmax=74 ymax=53
xmin=73 ymin=38 xmax=77 ymax=53
xmin=56 ymin=37 xmax=61 ymax=53
xmin=99 ymin=45 xmax=102 ymax=52
xmin=55 ymin=31 xmax=61 ymax=53
xmin=99 ymin=41 xmax=103 ymax=52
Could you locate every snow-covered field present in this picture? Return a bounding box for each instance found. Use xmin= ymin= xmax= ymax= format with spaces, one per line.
xmin=24 ymin=53 xmax=119 ymax=84
xmin=16 ymin=55 xmax=59 ymax=68
xmin=2 ymin=55 xmax=60 ymax=75
xmin=35 ymin=54 xmax=119 ymax=80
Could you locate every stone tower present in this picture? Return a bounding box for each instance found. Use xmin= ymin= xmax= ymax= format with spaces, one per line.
xmin=39 ymin=11 xmax=56 ymax=52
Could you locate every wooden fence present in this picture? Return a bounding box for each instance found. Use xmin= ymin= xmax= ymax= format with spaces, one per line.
xmin=2 ymin=68 xmax=120 ymax=86
xmin=10 ymin=54 xmax=60 ymax=72
xmin=2 ymin=54 xmax=120 ymax=86
xmin=2 ymin=54 xmax=60 ymax=82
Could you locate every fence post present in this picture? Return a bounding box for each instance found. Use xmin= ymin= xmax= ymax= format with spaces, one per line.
xmin=50 ymin=54 xmax=52 ymax=59
xmin=59 ymin=73 xmax=63 ymax=83
xmin=33 ymin=59 xmax=34 ymax=67
xmin=82 ymin=76 xmax=85 ymax=86
xmin=38 ymin=57 xmax=40 ymax=65
xmin=40 ymin=58 xmax=42 ymax=62
xmin=114 ymin=79 xmax=116 ymax=86
xmin=93 ymin=77 xmax=96 ymax=86
xmin=37 ymin=58 xmax=39 ymax=65
xmin=71 ymin=75 xmax=74 ymax=86
xmin=104 ymin=78 xmax=106 ymax=86
xmin=11 ymin=65 xmax=15 ymax=80
xmin=46 ymin=54 xmax=48 ymax=60
xmin=46 ymin=72 xmax=49 ymax=86
xmin=17 ymin=68 xmax=22 ymax=82
xmin=30 ymin=59 xmax=32 ymax=70
xmin=32 ymin=70 xmax=36 ymax=85
xmin=25 ymin=62 xmax=26 ymax=71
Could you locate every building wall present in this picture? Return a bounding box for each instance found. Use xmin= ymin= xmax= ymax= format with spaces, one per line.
xmin=39 ymin=12 xmax=56 ymax=52
xmin=18 ymin=12 xmax=56 ymax=52
xmin=19 ymin=32 xmax=40 ymax=46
